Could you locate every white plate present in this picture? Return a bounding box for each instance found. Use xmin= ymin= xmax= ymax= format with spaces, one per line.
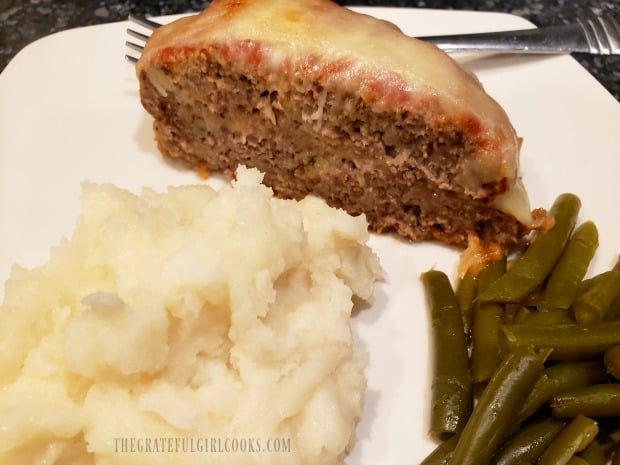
xmin=1 ymin=7 xmax=619 ymax=464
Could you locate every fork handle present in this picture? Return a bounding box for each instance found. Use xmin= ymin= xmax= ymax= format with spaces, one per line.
xmin=419 ymin=23 xmax=591 ymax=54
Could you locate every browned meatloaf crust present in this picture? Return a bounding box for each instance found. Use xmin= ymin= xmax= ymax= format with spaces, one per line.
xmin=136 ymin=0 xmax=531 ymax=248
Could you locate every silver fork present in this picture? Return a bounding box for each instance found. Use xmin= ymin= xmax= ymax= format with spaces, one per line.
xmin=125 ymin=15 xmax=161 ymax=63
xmin=421 ymin=14 xmax=620 ymax=54
xmin=125 ymin=12 xmax=620 ymax=63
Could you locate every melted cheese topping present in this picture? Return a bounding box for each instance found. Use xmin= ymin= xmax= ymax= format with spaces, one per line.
xmin=491 ymin=178 xmax=534 ymax=226
xmin=138 ymin=0 xmax=529 ymax=223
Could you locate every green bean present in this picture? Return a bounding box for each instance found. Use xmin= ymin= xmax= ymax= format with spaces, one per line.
xmin=513 ymin=306 xmax=534 ymax=323
xmin=456 ymin=271 xmax=477 ymax=338
xmin=520 ymin=287 xmax=546 ymax=308
xmin=493 ymin=417 xmax=567 ymax=465
xmin=571 ymin=270 xmax=620 ymax=324
xmin=504 ymin=304 xmax=522 ymax=324
xmin=574 ymin=277 xmax=594 ymax=299
xmin=604 ymin=345 xmax=620 ymax=380
xmin=608 ymin=298 xmax=620 ymax=321
xmin=472 ymin=302 xmax=504 ymax=383
xmin=551 ymin=384 xmax=620 ymax=418
xmin=477 ymin=193 xmax=581 ymax=303
xmin=447 ymin=350 xmax=548 ymax=465
xmin=501 ymin=321 xmax=620 ymax=360
xmin=566 ymin=457 xmax=590 ymax=465
xmin=421 ymin=270 xmax=473 ymax=436
xmin=518 ymin=360 xmax=608 ymax=422
xmin=471 ymin=257 xmax=506 ymax=383
xmin=420 ymin=435 xmax=460 ymax=465
xmin=577 ymin=440 xmax=607 ymax=465
xmin=538 ymin=414 xmax=599 ymax=465
xmin=518 ymin=308 xmax=576 ymax=326
xmin=542 ymin=221 xmax=598 ymax=310
xmin=606 ymin=257 xmax=620 ymax=320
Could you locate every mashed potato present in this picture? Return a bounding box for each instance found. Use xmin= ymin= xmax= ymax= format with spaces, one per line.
xmin=0 ymin=167 xmax=382 ymax=465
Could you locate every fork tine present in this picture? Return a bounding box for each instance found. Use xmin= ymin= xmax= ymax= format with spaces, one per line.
xmin=128 ymin=14 xmax=162 ymax=31
xmin=577 ymin=17 xmax=601 ymax=54
xmin=592 ymin=17 xmax=610 ymax=54
xmin=609 ymin=15 xmax=620 ymax=36
xmin=593 ymin=16 xmax=613 ymax=54
xmin=127 ymin=28 xmax=150 ymax=42
xmin=125 ymin=14 xmax=162 ymax=65
xmin=577 ymin=14 xmax=620 ymax=55
xmin=599 ymin=15 xmax=620 ymax=53
xmin=125 ymin=40 xmax=144 ymax=64
xmin=125 ymin=41 xmax=145 ymax=53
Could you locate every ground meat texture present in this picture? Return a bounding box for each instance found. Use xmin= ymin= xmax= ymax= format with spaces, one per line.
xmin=139 ymin=48 xmax=525 ymax=248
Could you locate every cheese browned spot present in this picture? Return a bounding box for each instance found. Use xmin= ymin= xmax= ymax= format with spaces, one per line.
xmin=137 ymin=0 xmax=534 ymax=247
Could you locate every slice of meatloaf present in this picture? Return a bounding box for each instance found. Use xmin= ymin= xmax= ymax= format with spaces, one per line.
xmin=136 ymin=0 xmax=534 ymax=248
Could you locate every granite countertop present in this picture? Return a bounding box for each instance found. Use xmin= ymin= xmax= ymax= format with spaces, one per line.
xmin=1 ymin=0 xmax=618 ymax=101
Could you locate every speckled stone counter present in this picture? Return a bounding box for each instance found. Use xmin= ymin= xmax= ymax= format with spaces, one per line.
xmin=1 ymin=0 xmax=618 ymax=100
